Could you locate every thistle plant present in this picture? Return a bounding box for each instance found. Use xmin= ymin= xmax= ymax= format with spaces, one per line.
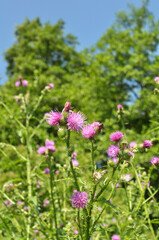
xmin=0 ymin=76 xmax=158 ymax=240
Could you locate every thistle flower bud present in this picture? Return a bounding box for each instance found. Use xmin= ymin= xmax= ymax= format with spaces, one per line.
xmin=64 ymin=101 xmax=71 ymax=112
xmin=120 ymin=140 xmax=128 ymax=149
xmin=58 ymin=127 xmax=66 ymax=138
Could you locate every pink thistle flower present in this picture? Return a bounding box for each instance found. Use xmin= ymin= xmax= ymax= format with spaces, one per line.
xmin=45 ymin=200 xmax=50 ymax=205
xmin=72 ymin=152 xmax=77 ymax=157
xmin=112 ymin=235 xmax=120 ymax=240
xmin=47 ymin=145 xmax=56 ymax=152
xmin=116 ymin=183 xmax=120 ymax=188
xmin=34 ymin=229 xmax=39 ymax=235
xmin=151 ymin=199 xmax=154 ymax=203
xmin=45 ymin=140 xmax=54 ymax=147
xmin=103 ymin=224 xmax=108 ymax=227
xmin=18 ymin=76 xmax=22 ymax=81
xmin=24 ymin=206 xmax=29 ymax=211
xmin=143 ymin=140 xmax=152 ymax=149
xmin=117 ymin=104 xmax=123 ymax=110
xmin=129 ymin=142 xmax=137 ymax=148
xmin=17 ymin=201 xmax=23 ymax=205
xmin=15 ymin=81 xmax=21 ymax=87
xmin=98 ymin=207 xmax=102 ymax=211
xmin=72 ymin=159 xmax=79 ymax=167
xmin=74 ymin=230 xmax=79 ymax=235
xmin=4 ymin=200 xmax=12 ymax=207
xmin=49 ymin=83 xmax=54 ymax=88
xmin=112 ymin=157 xmax=118 ymax=164
xmin=150 ymin=156 xmax=159 ymax=165
xmin=128 ymin=151 xmax=134 ymax=157
xmin=45 ymin=140 xmax=56 ymax=152
xmin=37 ymin=146 xmax=46 ymax=155
xmin=55 ymin=171 xmax=60 ymax=174
xmin=82 ymin=124 xmax=96 ymax=139
xmin=107 ymin=145 xmax=120 ymax=158
xmin=91 ymin=121 xmax=102 ymax=131
xmin=37 ymin=185 xmax=40 ymax=188
xmin=112 ymin=218 xmax=116 ymax=222
xmin=71 ymin=191 xmax=88 ymax=209
xmin=67 ymin=112 xmax=85 ymax=132
xmin=110 ymin=131 xmax=124 ymax=142
xmin=45 ymin=111 xmax=62 ymax=126
xmin=44 ymin=168 xmax=50 ymax=174
xmin=22 ymin=80 xmax=28 ymax=86
xmin=154 ymin=77 xmax=159 ymax=83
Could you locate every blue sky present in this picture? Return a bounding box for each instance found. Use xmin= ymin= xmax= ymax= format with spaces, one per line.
xmin=0 ymin=0 xmax=159 ymax=84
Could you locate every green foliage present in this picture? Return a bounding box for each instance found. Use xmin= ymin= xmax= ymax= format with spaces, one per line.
xmin=0 ymin=1 xmax=159 ymax=238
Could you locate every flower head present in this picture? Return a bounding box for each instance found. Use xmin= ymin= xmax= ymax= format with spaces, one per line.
xmin=67 ymin=112 xmax=85 ymax=132
xmin=37 ymin=146 xmax=46 ymax=154
xmin=107 ymin=145 xmax=120 ymax=158
xmin=15 ymin=81 xmax=21 ymax=87
xmin=112 ymin=235 xmax=120 ymax=240
xmin=49 ymin=83 xmax=54 ymax=88
xmin=154 ymin=77 xmax=159 ymax=83
xmin=112 ymin=157 xmax=118 ymax=164
xmin=129 ymin=142 xmax=137 ymax=148
xmin=117 ymin=104 xmax=123 ymax=110
xmin=22 ymin=80 xmax=28 ymax=87
xmin=143 ymin=140 xmax=152 ymax=149
xmin=72 ymin=152 xmax=77 ymax=157
xmin=110 ymin=131 xmax=123 ymax=142
xmin=34 ymin=229 xmax=39 ymax=235
xmin=45 ymin=140 xmax=54 ymax=147
xmin=45 ymin=111 xmax=62 ymax=126
xmin=45 ymin=140 xmax=56 ymax=152
xmin=64 ymin=101 xmax=71 ymax=112
xmin=72 ymin=159 xmax=79 ymax=167
xmin=74 ymin=230 xmax=79 ymax=235
xmin=82 ymin=124 xmax=96 ymax=139
xmin=44 ymin=168 xmax=50 ymax=174
xmin=150 ymin=156 xmax=159 ymax=165
xmin=71 ymin=191 xmax=88 ymax=208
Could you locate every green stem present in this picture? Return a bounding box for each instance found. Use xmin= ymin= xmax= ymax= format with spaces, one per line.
xmin=85 ymin=184 xmax=97 ymax=239
xmin=77 ymin=210 xmax=83 ymax=240
xmin=26 ymin=117 xmax=32 ymax=240
xmin=91 ymin=140 xmax=95 ymax=175
xmin=66 ymin=130 xmax=79 ymax=191
xmin=124 ymin=183 xmax=131 ymax=212
xmin=48 ymin=156 xmax=59 ymax=240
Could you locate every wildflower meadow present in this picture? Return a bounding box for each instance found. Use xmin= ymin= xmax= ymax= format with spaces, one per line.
xmin=0 ymin=1 xmax=159 ymax=239
xmin=0 ymin=75 xmax=159 ymax=240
